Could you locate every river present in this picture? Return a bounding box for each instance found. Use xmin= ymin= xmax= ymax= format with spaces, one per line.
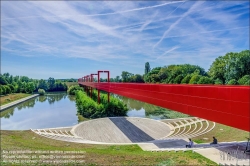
xmin=0 ymin=93 xmax=189 ymax=130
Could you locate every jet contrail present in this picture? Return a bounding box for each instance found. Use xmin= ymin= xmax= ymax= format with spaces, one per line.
xmin=1 ymin=1 xmax=184 ymax=21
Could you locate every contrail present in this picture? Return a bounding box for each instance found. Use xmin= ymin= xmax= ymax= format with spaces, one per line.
xmin=1 ymin=1 xmax=184 ymax=21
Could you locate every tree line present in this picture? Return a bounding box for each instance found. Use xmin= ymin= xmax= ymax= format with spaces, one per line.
xmin=0 ymin=73 xmax=68 ymax=95
xmin=107 ymin=50 xmax=249 ymax=85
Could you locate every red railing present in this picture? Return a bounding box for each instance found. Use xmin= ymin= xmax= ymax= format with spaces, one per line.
xmin=78 ymin=75 xmax=250 ymax=132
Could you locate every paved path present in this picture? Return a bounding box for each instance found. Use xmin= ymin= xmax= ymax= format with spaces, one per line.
xmin=0 ymin=94 xmax=39 ymax=111
xmin=194 ymin=142 xmax=250 ymax=165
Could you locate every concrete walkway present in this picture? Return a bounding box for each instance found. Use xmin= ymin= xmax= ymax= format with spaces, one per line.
xmin=0 ymin=94 xmax=39 ymax=111
xmin=194 ymin=142 xmax=250 ymax=165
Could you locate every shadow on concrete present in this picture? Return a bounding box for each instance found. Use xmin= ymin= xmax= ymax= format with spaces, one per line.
xmin=109 ymin=117 xmax=154 ymax=142
xmin=154 ymin=139 xmax=188 ymax=148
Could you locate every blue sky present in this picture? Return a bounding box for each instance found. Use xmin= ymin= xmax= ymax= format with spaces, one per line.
xmin=1 ymin=1 xmax=249 ymax=79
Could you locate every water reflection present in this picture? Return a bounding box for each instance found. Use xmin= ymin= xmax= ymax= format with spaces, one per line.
xmin=1 ymin=93 xmax=189 ymax=130
xmin=117 ymin=95 xmax=190 ymax=119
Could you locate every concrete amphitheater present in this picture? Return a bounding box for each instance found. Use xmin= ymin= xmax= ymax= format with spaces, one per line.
xmin=31 ymin=117 xmax=215 ymax=144
xmin=31 ymin=117 xmax=250 ymax=165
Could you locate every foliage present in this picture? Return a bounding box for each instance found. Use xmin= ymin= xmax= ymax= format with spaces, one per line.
xmin=0 ymin=73 xmax=68 ymax=95
xmin=238 ymin=75 xmax=250 ymax=85
xmin=227 ymin=79 xmax=237 ymax=85
xmin=145 ymin=62 xmax=151 ymax=75
xmin=67 ymin=85 xmax=84 ymax=95
xmin=38 ymin=89 xmax=46 ymax=95
xmin=181 ymin=74 xmax=192 ymax=84
xmin=214 ymin=78 xmax=223 ymax=85
xmin=208 ymin=50 xmax=250 ymax=84
xmin=197 ymin=76 xmax=214 ymax=84
xmin=189 ymin=75 xmax=202 ymax=84
xmin=75 ymin=90 xmax=128 ymax=118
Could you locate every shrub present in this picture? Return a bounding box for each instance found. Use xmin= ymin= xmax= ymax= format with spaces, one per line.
xmin=181 ymin=75 xmax=192 ymax=84
xmin=38 ymin=89 xmax=45 ymax=95
xmin=197 ymin=76 xmax=214 ymax=84
xmin=227 ymin=79 xmax=237 ymax=85
xmin=0 ymin=86 xmax=6 ymax=95
xmin=173 ymin=75 xmax=184 ymax=84
xmin=238 ymin=75 xmax=250 ymax=85
xmin=214 ymin=78 xmax=223 ymax=85
xmin=67 ymin=85 xmax=83 ymax=95
xmin=75 ymin=90 xmax=128 ymax=119
xmin=189 ymin=75 xmax=202 ymax=84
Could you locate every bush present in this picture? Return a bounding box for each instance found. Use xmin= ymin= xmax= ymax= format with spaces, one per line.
xmin=197 ymin=76 xmax=214 ymax=84
xmin=67 ymin=85 xmax=84 ymax=95
xmin=181 ymin=75 xmax=192 ymax=84
xmin=214 ymin=78 xmax=223 ymax=85
xmin=4 ymin=85 xmax=11 ymax=94
xmin=0 ymin=86 xmax=6 ymax=95
xmin=173 ymin=75 xmax=184 ymax=84
xmin=189 ymin=75 xmax=202 ymax=84
xmin=38 ymin=89 xmax=45 ymax=95
xmin=75 ymin=90 xmax=128 ymax=119
xmin=227 ymin=79 xmax=237 ymax=85
xmin=238 ymin=75 xmax=250 ymax=85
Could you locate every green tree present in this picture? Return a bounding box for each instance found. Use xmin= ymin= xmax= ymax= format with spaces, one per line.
xmin=181 ymin=75 xmax=192 ymax=84
xmin=0 ymin=76 xmax=8 ymax=85
xmin=208 ymin=50 xmax=250 ymax=84
xmin=38 ymin=79 xmax=48 ymax=91
xmin=145 ymin=62 xmax=151 ymax=75
xmin=189 ymin=75 xmax=202 ymax=84
xmin=47 ymin=77 xmax=55 ymax=91
xmin=0 ymin=86 xmax=6 ymax=95
xmin=238 ymin=75 xmax=250 ymax=85
xmin=4 ymin=85 xmax=11 ymax=94
xmin=227 ymin=79 xmax=237 ymax=85
xmin=197 ymin=76 xmax=214 ymax=84
xmin=121 ymin=71 xmax=133 ymax=82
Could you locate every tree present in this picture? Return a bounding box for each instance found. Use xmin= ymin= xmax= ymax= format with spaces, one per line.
xmin=145 ymin=62 xmax=151 ymax=75
xmin=121 ymin=71 xmax=133 ymax=82
xmin=189 ymin=75 xmax=202 ymax=84
xmin=181 ymin=75 xmax=192 ymax=84
xmin=25 ymin=82 xmax=36 ymax=93
xmin=0 ymin=86 xmax=6 ymax=95
xmin=227 ymin=79 xmax=237 ymax=85
xmin=130 ymin=74 xmax=144 ymax=83
xmin=197 ymin=76 xmax=214 ymax=84
xmin=238 ymin=75 xmax=250 ymax=85
xmin=47 ymin=77 xmax=55 ymax=91
xmin=38 ymin=79 xmax=48 ymax=91
xmin=0 ymin=76 xmax=8 ymax=85
xmin=208 ymin=50 xmax=250 ymax=84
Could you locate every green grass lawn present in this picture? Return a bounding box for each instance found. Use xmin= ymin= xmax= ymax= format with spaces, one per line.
xmin=0 ymin=130 xmax=217 ymax=165
xmin=0 ymin=93 xmax=31 ymax=106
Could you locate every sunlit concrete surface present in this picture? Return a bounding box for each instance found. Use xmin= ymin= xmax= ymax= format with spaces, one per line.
xmin=71 ymin=117 xmax=171 ymax=143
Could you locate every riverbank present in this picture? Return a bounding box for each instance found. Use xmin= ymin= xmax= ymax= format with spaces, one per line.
xmin=0 ymin=93 xmax=31 ymax=106
xmin=0 ymin=130 xmax=217 ymax=165
xmin=0 ymin=94 xmax=39 ymax=112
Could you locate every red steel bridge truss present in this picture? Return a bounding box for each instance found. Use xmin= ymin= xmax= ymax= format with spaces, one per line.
xmin=78 ymin=71 xmax=250 ymax=132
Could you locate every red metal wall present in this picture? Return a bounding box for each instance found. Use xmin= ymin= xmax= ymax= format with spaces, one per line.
xmin=79 ymin=82 xmax=250 ymax=132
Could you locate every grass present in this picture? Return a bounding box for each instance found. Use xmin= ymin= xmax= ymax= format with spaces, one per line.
xmin=0 ymin=130 xmax=217 ymax=166
xmin=0 ymin=93 xmax=31 ymax=106
xmin=193 ymin=120 xmax=250 ymax=143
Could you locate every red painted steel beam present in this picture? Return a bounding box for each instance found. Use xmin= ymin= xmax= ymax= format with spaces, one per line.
xmin=78 ymin=81 xmax=250 ymax=132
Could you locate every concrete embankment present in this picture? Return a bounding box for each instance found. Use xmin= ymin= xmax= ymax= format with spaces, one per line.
xmin=0 ymin=94 xmax=39 ymax=112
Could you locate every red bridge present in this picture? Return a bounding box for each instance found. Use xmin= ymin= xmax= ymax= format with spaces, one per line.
xmin=78 ymin=71 xmax=250 ymax=132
